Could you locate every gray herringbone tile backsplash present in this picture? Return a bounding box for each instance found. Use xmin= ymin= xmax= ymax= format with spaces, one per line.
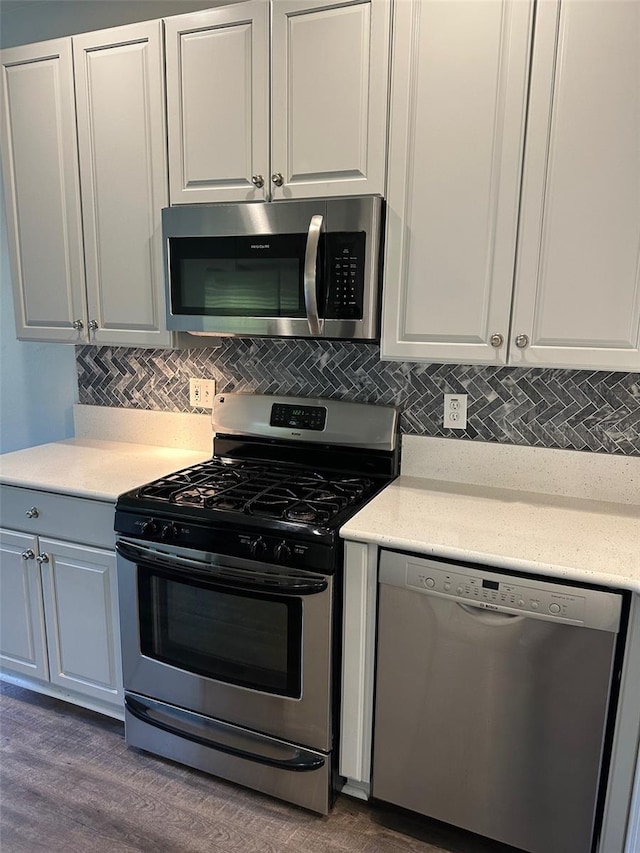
xmin=76 ymin=341 xmax=640 ymax=456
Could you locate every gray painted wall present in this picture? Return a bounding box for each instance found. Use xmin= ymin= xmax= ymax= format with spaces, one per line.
xmin=0 ymin=0 xmax=222 ymax=452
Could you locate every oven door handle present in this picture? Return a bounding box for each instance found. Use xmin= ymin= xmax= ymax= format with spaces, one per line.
xmin=116 ymin=539 xmax=328 ymax=596
xmin=125 ymin=694 xmax=326 ymax=772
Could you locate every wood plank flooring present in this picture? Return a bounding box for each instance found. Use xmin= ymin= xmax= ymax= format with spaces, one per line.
xmin=0 ymin=683 xmax=513 ymax=853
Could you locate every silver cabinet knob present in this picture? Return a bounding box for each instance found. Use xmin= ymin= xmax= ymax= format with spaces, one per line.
xmin=89 ymin=320 xmax=99 ymax=331
xmin=21 ymin=549 xmax=35 ymax=560
xmin=271 ymin=172 xmax=284 ymax=187
xmin=72 ymin=319 xmax=84 ymax=330
xmin=25 ymin=506 xmax=39 ymax=519
xmin=515 ymin=334 xmax=529 ymax=349
xmin=490 ymin=333 xmax=504 ymax=348
xmin=36 ymin=553 xmax=49 ymax=565
xmin=251 ymin=174 xmax=264 ymax=188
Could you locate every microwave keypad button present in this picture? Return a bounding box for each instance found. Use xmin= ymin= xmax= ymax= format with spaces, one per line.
xmin=325 ymin=232 xmax=366 ymax=320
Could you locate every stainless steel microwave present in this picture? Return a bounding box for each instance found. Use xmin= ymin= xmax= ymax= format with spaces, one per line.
xmin=162 ymin=197 xmax=384 ymax=340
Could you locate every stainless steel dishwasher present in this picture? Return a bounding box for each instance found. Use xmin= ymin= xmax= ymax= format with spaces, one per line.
xmin=373 ymin=550 xmax=625 ymax=853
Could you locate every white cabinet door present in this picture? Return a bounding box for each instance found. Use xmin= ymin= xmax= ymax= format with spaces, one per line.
xmin=73 ymin=21 xmax=172 ymax=347
xmin=165 ymin=2 xmax=270 ymax=204
xmin=381 ymin=0 xmax=533 ymax=363
xmin=511 ymin=0 xmax=640 ymax=371
xmin=0 ymin=39 xmax=87 ymax=342
xmin=39 ymin=538 xmax=122 ymax=708
xmin=271 ymin=0 xmax=390 ymax=200
xmin=0 ymin=530 xmax=48 ymax=680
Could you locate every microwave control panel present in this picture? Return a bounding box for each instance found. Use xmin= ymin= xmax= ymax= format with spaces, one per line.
xmin=325 ymin=232 xmax=366 ymax=320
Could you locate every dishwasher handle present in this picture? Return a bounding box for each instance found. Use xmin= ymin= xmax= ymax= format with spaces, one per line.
xmin=457 ymin=601 xmax=526 ymax=625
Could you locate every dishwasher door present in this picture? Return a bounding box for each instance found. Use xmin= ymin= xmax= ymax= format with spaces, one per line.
xmin=373 ymin=550 xmax=624 ymax=853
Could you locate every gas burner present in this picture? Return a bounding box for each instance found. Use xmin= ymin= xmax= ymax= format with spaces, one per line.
xmin=284 ymin=501 xmax=340 ymax=524
xmin=209 ymin=495 xmax=247 ymax=511
xmin=249 ymin=493 xmax=296 ymax=518
xmin=173 ymin=486 xmax=228 ymax=506
xmin=309 ymin=489 xmax=349 ymax=508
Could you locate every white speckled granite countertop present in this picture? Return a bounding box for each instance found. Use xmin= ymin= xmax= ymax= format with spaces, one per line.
xmin=0 ymin=438 xmax=209 ymax=502
xmin=340 ymin=475 xmax=640 ymax=592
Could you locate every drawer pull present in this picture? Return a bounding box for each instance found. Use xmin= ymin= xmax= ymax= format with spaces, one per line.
xmin=36 ymin=553 xmax=49 ymax=565
xmin=25 ymin=506 xmax=39 ymax=519
xmin=21 ymin=549 xmax=35 ymax=560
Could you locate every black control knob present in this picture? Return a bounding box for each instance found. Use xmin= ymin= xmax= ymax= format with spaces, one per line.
xmin=274 ymin=541 xmax=292 ymax=563
xmin=140 ymin=519 xmax=158 ymax=537
xmin=160 ymin=523 xmax=179 ymax=542
xmin=249 ymin=537 xmax=267 ymax=559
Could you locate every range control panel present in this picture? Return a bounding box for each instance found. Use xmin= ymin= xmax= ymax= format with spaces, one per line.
xmin=406 ymin=561 xmax=587 ymax=623
xmin=270 ymin=403 xmax=327 ymax=431
xmin=324 ymin=232 xmax=366 ymax=320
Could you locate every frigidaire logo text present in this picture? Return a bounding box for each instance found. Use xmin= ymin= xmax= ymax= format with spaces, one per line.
xmin=251 ymin=244 xmax=270 ymax=249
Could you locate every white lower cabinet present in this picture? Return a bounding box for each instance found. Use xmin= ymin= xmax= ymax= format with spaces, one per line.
xmin=0 ymin=530 xmax=48 ymax=681
xmin=0 ymin=488 xmax=123 ymax=716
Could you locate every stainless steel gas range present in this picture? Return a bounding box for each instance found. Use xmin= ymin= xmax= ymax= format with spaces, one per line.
xmin=114 ymin=393 xmax=399 ymax=813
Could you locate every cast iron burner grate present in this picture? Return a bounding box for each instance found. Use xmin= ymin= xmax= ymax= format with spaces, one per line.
xmin=136 ymin=458 xmax=373 ymax=525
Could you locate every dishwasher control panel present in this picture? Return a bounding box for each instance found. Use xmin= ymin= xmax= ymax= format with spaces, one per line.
xmin=405 ymin=561 xmax=587 ymax=623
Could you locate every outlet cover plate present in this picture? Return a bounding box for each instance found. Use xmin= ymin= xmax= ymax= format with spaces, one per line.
xmin=189 ymin=378 xmax=216 ymax=409
xmin=443 ymin=393 xmax=468 ymax=429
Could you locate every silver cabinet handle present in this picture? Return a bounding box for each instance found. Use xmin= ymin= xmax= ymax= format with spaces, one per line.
xmin=25 ymin=506 xmax=39 ymax=519
xmin=72 ymin=319 xmax=84 ymax=330
xmin=271 ymin=172 xmax=284 ymax=187
xmin=251 ymin=174 xmax=264 ymax=188
xmin=89 ymin=320 xmax=99 ymax=332
xmin=36 ymin=553 xmax=49 ymax=565
xmin=21 ymin=549 xmax=35 ymax=560
xmin=515 ymin=334 xmax=529 ymax=349
xmin=490 ymin=333 xmax=504 ymax=348
xmin=303 ymin=214 xmax=324 ymax=337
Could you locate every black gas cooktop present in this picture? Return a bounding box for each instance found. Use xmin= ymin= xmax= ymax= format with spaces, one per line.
xmin=133 ymin=458 xmax=376 ymax=526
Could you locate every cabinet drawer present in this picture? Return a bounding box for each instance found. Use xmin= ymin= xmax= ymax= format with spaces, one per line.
xmin=0 ymin=486 xmax=115 ymax=550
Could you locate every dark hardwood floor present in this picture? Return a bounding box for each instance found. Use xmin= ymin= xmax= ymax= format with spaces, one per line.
xmin=0 ymin=682 xmax=511 ymax=853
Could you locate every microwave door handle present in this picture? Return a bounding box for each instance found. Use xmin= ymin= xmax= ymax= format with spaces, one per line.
xmin=303 ymin=214 xmax=324 ymax=336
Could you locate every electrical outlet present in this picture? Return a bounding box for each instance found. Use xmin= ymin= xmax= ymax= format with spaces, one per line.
xmin=443 ymin=393 xmax=468 ymax=429
xmin=189 ymin=378 xmax=216 ymax=409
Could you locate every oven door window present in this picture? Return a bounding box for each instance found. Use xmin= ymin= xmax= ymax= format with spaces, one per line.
xmin=138 ymin=568 xmax=302 ymax=698
xmin=169 ymin=234 xmax=318 ymax=318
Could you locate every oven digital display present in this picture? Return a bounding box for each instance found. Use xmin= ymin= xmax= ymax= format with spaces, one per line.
xmin=270 ymin=403 xmax=327 ymax=431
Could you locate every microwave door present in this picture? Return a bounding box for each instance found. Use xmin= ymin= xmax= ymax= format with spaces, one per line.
xmin=303 ymin=214 xmax=324 ymax=337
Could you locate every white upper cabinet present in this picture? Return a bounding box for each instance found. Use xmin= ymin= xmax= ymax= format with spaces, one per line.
xmin=383 ymin=0 xmax=640 ymax=372
xmin=165 ymin=0 xmax=390 ymax=204
xmin=165 ymin=1 xmax=270 ymax=204
xmin=271 ymin=0 xmax=390 ymax=199
xmin=73 ymin=21 xmax=172 ymax=347
xmin=382 ymin=0 xmax=534 ymax=364
xmin=510 ymin=0 xmax=640 ymax=371
xmin=1 ymin=25 xmax=172 ymax=347
xmin=0 ymin=39 xmax=86 ymax=342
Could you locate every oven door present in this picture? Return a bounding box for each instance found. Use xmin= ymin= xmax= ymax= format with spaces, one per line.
xmin=116 ymin=539 xmax=334 ymax=752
